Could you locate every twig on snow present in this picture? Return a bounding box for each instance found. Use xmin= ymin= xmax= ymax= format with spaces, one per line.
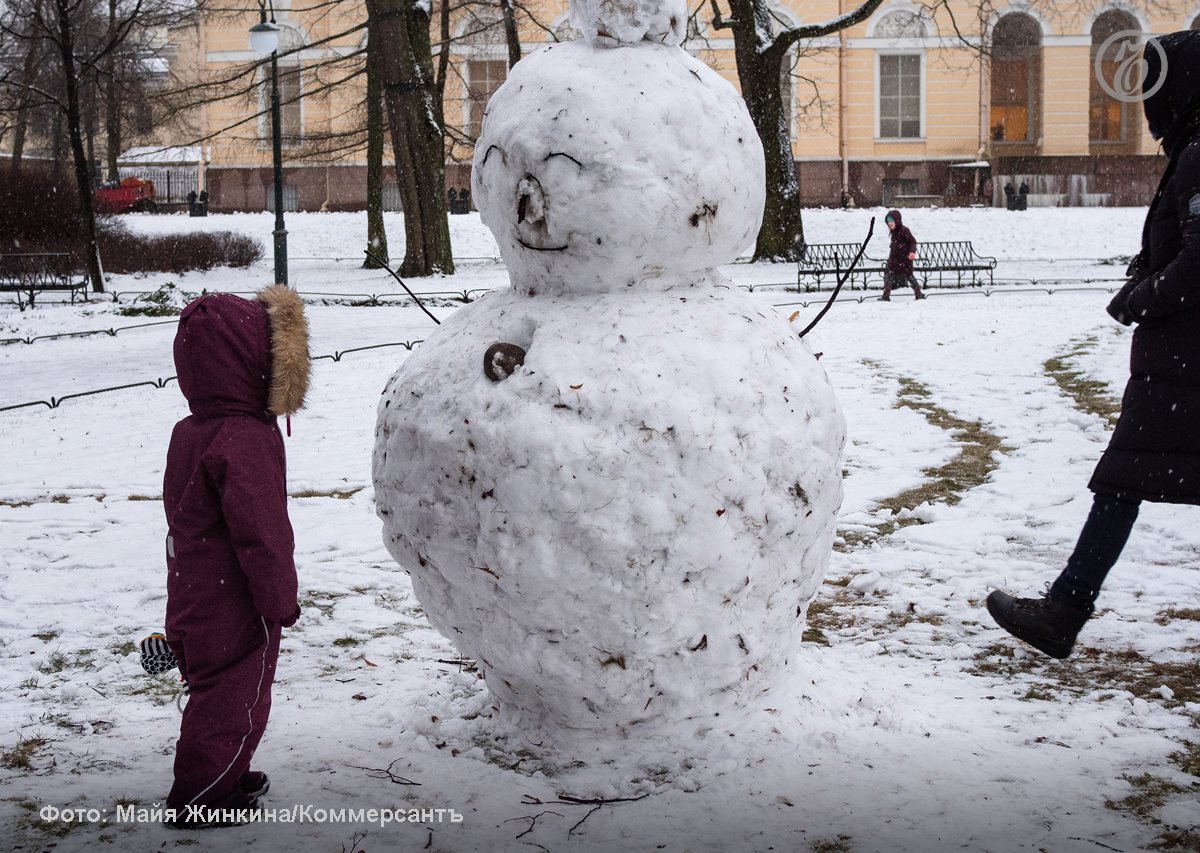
xmin=503 ymin=810 xmax=564 ymax=839
xmin=517 ymin=792 xmax=650 ymax=838
xmin=348 ymin=758 xmax=421 ymax=785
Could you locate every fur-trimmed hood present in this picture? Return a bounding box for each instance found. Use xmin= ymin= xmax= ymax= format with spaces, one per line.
xmin=257 ymin=285 xmax=311 ymax=416
xmin=174 ymin=286 xmax=310 ymax=420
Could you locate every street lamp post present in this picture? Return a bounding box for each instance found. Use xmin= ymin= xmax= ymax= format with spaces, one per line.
xmin=249 ymin=10 xmax=288 ymax=285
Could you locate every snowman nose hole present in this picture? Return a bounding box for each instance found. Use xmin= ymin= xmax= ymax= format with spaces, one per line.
xmin=516 ymin=175 xmax=546 ymax=225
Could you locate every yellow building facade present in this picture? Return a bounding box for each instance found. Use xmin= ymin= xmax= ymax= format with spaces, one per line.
xmin=195 ymin=0 xmax=1200 ymax=211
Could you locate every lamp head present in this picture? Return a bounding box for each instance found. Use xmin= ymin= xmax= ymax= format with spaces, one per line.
xmin=249 ymin=21 xmax=280 ymax=56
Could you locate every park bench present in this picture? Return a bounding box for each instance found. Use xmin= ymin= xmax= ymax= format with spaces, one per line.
xmin=0 ymin=253 xmax=89 ymax=310
xmin=795 ymin=242 xmax=887 ymax=291
xmin=901 ymin=241 xmax=997 ymax=288
xmin=796 ymin=239 xmax=996 ymax=291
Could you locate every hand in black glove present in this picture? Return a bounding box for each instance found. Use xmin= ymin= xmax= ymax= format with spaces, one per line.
xmin=1125 ymin=277 xmax=1166 ymax=322
xmin=1107 ymin=277 xmax=1140 ymax=326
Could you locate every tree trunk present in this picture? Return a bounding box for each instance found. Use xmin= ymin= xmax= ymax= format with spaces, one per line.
xmin=500 ymin=0 xmax=521 ymax=69
xmin=727 ymin=0 xmax=804 ymax=261
xmin=366 ymin=0 xmax=455 ymax=277
xmin=104 ymin=0 xmax=121 ymax=181
xmin=52 ymin=107 xmax=66 ymax=176
xmin=53 ymin=0 xmax=105 ymax=292
xmin=9 ymin=40 xmax=41 ymax=179
xmin=363 ymin=47 xmax=390 ymax=268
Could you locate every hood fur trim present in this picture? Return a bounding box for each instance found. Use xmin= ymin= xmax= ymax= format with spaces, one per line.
xmin=257 ymin=285 xmax=310 ymax=416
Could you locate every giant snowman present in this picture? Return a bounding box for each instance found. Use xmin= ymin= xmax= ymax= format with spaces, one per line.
xmin=373 ymin=0 xmax=845 ymax=732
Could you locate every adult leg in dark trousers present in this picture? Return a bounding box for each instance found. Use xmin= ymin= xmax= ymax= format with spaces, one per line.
xmin=987 ymin=493 xmax=1140 ymax=658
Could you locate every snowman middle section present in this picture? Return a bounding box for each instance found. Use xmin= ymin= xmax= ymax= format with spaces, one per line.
xmin=373 ymin=283 xmax=845 ymax=730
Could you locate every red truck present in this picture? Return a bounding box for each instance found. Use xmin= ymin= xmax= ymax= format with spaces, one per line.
xmin=94 ymin=177 xmax=157 ymax=214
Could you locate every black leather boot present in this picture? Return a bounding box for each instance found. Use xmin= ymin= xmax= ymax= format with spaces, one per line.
xmin=986 ymin=589 xmax=1092 ymax=659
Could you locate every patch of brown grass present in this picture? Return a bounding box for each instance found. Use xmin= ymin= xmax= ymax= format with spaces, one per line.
xmin=1156 ymin=608 xmax=1200 ymax=626
xmin=290 ymin=487 xmax=366 ymax=500
xmin=969 ymin=642 xmax=1200 ymax=707
xmin=839 ymin=364 xmax=1006 ymax=549
xmin=1 ymin=736 xmax=49 ymax=771
xmin=1044 ymin=337 xmax=1121 ymax=429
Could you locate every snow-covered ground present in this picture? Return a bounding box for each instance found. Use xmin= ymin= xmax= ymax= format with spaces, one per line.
xmin=1 ymin=208 xmax=1197 ymax=852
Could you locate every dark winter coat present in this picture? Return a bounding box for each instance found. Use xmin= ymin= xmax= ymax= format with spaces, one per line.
xmin=885 ymin=209 xmax=918 ymax=275
xmin=1091 ymin=31 xmax=1200 ymax=506
xmin=163 ymin=285 xmax=310 ymax=809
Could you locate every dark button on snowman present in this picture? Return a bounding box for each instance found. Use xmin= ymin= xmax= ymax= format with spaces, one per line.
xmin=373 ymin=0 xmax=845 ymax=731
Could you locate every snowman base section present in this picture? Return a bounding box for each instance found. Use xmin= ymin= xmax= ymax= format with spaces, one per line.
xmin=373 ymin=284 xmax=845 ymax=731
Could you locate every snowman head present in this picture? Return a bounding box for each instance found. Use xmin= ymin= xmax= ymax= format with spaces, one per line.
xmin=471 ymin=40 xmax=765 ymax=295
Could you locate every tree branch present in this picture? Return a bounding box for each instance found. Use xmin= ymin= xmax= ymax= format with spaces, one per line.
xmin=772 ymin=0 xmax=885 ymax=54
xmin=708 ymin=0 xmax=734 ymax=30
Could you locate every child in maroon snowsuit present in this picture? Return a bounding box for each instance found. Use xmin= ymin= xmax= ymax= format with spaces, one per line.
xmin=163 ymin=285 xmax=310 ymax=820
xmin=881 ymin=209 xmax=925 ymax=301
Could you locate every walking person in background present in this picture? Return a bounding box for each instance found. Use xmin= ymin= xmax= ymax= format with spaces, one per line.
xmin=987 ymin=30 xmax=1200 ymax=659
xmin=162 ymin=285 xmax=310 ymax=827
xmin=880 ymin=209 xmax=925 ymax=301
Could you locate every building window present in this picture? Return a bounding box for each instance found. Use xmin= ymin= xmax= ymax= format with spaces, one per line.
xmin=1191 ymin=13 xmax=1199 ymax=29
xmin=134 ymin=101 xmax=154 ymax=136
xmin=990 ymin=13 xmax=1042 ymax=144
xmin=265 ymin=183 xmax=298 ymax=212
xmin=879 ymin=54 xmax=922 ymax=138
xmin=1090 ymin=10 xmax=1139 ymax=143
xmin=459 ymin=6 xmax=508 ymax=143
xmin=466 ymin=59 xmax=506 ymax=141
xmin=261 ymin=26 xmax=304 ymax=147
xmin=382 ymin=182 xmax=403 ymax=211
xmin=277 ymin=66 xmax=303 ymax=145
xmin=882 ymin=178 xmax=919 ymax=207
xmin=874 ymin=8 xmax=929 ymax=38
xmin=873 ymin=10 xmax=927 ymax=140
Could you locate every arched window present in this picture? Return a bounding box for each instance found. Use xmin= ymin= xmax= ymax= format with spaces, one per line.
xmin=461 ymin=9 xmax=507 ymax=141
xmin=1191 ymin=12 xmax=1200 ymax=29
xmin=874 ymin=8 xmax=928 ymax=37
xmin=875 ymin=10 xmax=928 ymax=140
xmin=1090 ymin=10 xmax=1140 ymax=144
xmin=990 ymin=13 xmax=1041 ymax=145
xmin=261 ymin=25 xmax=304 ymax=147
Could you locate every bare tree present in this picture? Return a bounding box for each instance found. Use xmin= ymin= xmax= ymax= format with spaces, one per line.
xmin=363 ymin=43 xmax=389 ymax=267
xmin=498 ymin=0 xmax=519 ymax=68
xmin=710 ymin=0 xmax=885 ymax=260
xmin=365 ymin=0 xmax=455 ymax=276
xmin=1 ymin=0 xmax=197 ymax=290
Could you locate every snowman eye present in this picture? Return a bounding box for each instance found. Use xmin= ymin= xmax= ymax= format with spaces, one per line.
xmin=482 ymin=145 xmax=506 ymax=167
xmin=544 ymin=152 xmax=583 ymax=169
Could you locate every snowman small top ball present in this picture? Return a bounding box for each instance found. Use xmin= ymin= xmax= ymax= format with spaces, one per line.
xmin=470 ymin=0 xmax=765 ymax=296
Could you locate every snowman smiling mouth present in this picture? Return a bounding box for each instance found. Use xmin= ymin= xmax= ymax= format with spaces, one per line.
xmin=515 ymin=174 xmax=569 ymax=252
